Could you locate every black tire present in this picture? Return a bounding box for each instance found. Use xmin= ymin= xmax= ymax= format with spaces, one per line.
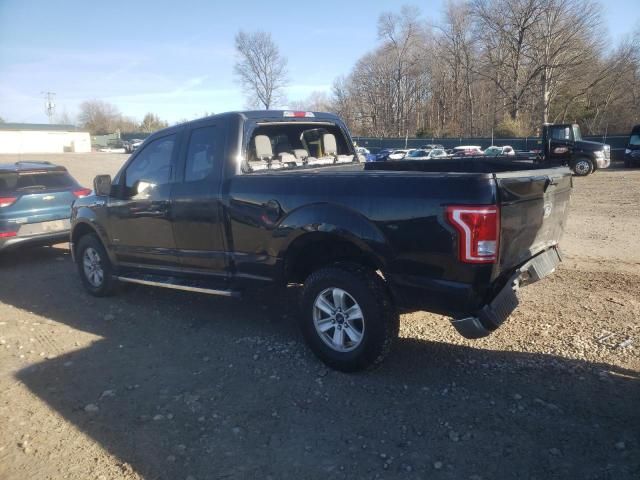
xmin=75 ymin=233 xmax=117 ymax=296
xmin=300 ymin=262 xmax=399 ymax=372
xmin=624 ymin=158 xmax=631 ymax=168
xmin=572 ymin=157 xmax=593 ymax=176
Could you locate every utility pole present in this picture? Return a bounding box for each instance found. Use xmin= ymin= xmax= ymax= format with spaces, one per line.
xmin=41 ymin=91 xmax=56 ymax=123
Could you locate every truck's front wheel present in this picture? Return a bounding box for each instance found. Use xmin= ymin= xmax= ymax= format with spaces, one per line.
xmin=572 ymin=157 xmax=593 ymax=176
xmin=300 ymin=263 xmax=399 ymax=372
xmin=76 ymin=234 xmax=117 ymax=297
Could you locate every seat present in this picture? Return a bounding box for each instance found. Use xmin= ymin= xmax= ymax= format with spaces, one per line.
xmin=254 ymin=135 xmax=273 ymax=161
xmin=293 ymin=149 xmax=309 ymax=160
xmin=323 ymin=133 xmax=338 ymax=157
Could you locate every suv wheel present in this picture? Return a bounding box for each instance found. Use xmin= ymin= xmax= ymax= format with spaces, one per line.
xmin=300 ymin=262 xmax=399 ymax=372
xmin=572 ymin=157 xmax=593 ymax=176
xmin=76 ymin=234 xmax=117 ymax=296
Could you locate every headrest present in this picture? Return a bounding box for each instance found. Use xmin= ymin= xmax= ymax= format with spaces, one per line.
xmin=254 ymin=135 xmax=273 ymax=160
xmin=323 ymin=134 xmax=337 ymax=156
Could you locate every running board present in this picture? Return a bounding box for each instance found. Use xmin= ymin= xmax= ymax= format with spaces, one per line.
xmin=115 ymin=275 xmax=240 ymax=297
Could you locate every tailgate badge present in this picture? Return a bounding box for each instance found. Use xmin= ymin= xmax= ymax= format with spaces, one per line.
xmin=43 ymin=195 xmax=55 ymax=201
xmin=543 ymin=202 xmax=553 ymax=218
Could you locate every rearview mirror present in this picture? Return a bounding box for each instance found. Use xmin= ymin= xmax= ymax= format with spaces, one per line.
xmin=93 ymin=175 xmax=112 ymax=196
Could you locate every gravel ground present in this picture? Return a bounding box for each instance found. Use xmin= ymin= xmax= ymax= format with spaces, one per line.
xmin=0 ymin=153 xmax=638 ymax=480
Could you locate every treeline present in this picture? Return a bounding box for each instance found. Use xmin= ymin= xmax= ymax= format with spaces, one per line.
xmin=314 ymin=1 xmax=640 ymax=137
xmin=76 ymin=100 xmax=169 ymax=135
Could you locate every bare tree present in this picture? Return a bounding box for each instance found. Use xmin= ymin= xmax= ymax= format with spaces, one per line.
xmin=437 ymin=0 xmax=477 ymax=135
xmin=78 ymin=100 xmax=122 ymax=134
xmin=289 ymin=91 xmax=332 ymax=112
xmin=533 ymin=0 xmax=603 ymax=123
xmin=55 ymin=110 xmax=73 ymax=125
xmin=472 ymin=0 xmax=543 ymax=122
xmin=234 ymin=31 xmax=288 ymax=109
xmin=140 ymin=113 xmax=168 ymax=133
xmin=331 ymin=2 xmax=639 ymax=138
xmin=377 ymin=5 xmax=427 ymax=136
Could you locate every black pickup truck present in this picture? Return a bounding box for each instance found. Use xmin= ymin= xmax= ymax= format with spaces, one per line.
xmin=71 ymin=111 xmax=572 ymax=371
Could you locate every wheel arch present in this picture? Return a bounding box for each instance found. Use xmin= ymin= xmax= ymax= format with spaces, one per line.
xmin=283 ymin=231 xmax=384 ymax=284
xmin=275 ymin=203 xmax=391 ymax=284
xmin=71 ymin=219 xmax=114 ymax=265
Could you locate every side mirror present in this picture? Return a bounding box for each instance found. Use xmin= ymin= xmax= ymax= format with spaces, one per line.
xmin=93 ymin=175 xmax=112 ymax=196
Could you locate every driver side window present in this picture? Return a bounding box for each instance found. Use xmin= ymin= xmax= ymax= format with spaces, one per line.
xmin=125 ymin=134 xmax=176 ymax=196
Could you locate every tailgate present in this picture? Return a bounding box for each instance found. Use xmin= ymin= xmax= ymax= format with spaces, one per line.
xmin=496 ymin=167 xmax=571 ymax=274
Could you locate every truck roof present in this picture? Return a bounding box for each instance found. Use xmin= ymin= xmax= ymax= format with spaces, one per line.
xmin=146 ymin=110 xmax=343 ymax=143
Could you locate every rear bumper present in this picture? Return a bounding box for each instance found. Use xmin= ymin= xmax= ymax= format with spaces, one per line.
xmin=0 ymin=230 xmax=70 ymax=252
xmin=451 ymin=247 xmax=562 ymax=338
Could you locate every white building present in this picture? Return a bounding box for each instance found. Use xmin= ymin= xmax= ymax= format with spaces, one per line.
xmin=0 ymin=123 xmax=91 ymax=154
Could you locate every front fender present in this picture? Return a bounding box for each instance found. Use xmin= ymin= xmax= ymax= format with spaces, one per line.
xmin=272 ymin=203 xmax=392 ymax=267
xmin=71 ymin=202 xmax=115 ymax=265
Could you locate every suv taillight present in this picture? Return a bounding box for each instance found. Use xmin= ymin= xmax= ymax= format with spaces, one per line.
xmin=0 ymin=197 xmax=17 ymax=207
xmin=446 ymin=205 xmax=499 ymax=264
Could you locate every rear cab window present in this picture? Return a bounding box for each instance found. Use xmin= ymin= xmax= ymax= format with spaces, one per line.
xmin=242 ymin=121 xmax=355 ymax=173
xmin=184 ymin=125 xmax=222 ymax=182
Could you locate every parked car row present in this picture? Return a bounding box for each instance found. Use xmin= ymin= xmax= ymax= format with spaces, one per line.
xmin=362 ymin=144 xmax=515 ymax=161
xmin=360 ymin=122 xmax=621 ymax=176
xmin=94 ymin=138 xmax=145 ymax=153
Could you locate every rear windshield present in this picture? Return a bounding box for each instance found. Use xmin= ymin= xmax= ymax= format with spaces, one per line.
xmin=243 ymin=122 xmax=354 ymax=173
xmin=0 ymin=171 xmax=76 ymax=194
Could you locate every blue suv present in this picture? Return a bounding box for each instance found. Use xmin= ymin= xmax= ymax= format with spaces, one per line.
xmin=0 ymin=161 xmax=90 ymax=252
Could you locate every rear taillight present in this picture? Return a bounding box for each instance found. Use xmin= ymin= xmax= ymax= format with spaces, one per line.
xmin=0 ymin=231 xmax=17 ymax=238
xmin=0 ymin=197 xmax=17 ymax=207
xmin=446 ymin=205 xmax=499 ymax=264
xmin=73 ymin=188 xmax=92 ymax=198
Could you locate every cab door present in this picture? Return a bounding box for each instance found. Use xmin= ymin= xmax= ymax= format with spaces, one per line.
xmin=547 ymin=125 xmax=573 ymax=165
xmin=170 ymin=120 xmax=229 ymax=277
xmin=107 ymin=132 xmax=181 ymax=268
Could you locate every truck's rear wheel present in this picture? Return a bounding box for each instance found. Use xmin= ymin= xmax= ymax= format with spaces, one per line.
xmin=572 ymin=157 xmax=593 ymax=176
xmin=300 ymin=262 xmax=399 ymax=372
xmin=76 ymin=234 xmax=117 ymax=297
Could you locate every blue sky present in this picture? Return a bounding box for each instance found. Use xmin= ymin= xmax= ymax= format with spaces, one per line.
xmin=0 ymin=0 xmax=638 ymax=124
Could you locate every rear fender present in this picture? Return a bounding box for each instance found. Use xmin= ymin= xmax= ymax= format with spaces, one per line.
xmin=273 ymin=203 xmax=391 ymax=268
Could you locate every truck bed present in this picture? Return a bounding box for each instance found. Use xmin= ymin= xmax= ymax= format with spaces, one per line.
xmin=363 ymin=157 xmax=546 ymax=173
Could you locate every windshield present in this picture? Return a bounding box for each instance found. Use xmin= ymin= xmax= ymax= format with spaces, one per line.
xmin=572 ymin=125 xmax=582 ymax=141
xmin=407 ymin=150 xmax=427 ymax=158
xmin=629 ymin=134 xmax=640 ymax=147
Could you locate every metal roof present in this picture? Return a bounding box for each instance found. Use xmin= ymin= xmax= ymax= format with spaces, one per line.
xmin=0 ymin=123 xmax=79 ymax=132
